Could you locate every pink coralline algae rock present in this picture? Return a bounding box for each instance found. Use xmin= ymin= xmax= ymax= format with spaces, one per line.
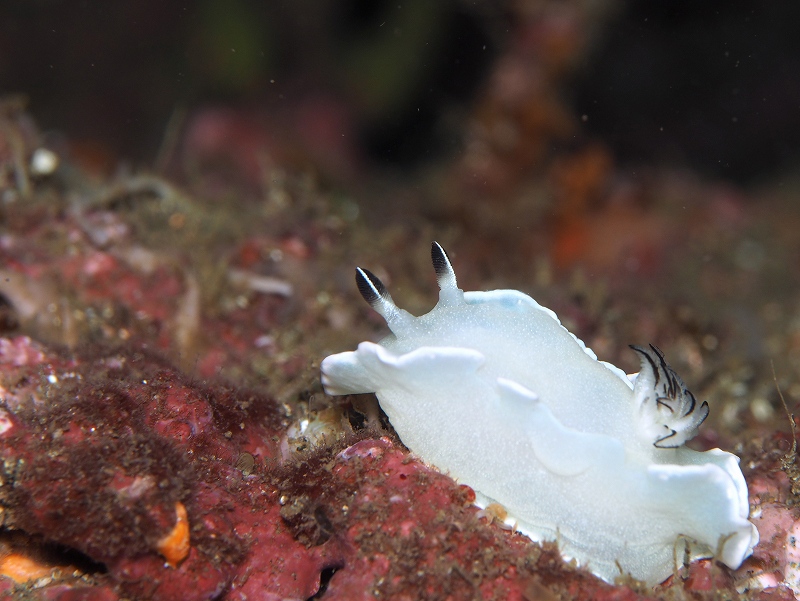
xmin=733 ymin=432 xmax=800 ymax=600
xmin=269 ymin=436 xmax=662 ymax=601
xmin=0 ymin=337 xmax=662 ymax=601
xmin=2 ymin=333 xmax=796 ymax=600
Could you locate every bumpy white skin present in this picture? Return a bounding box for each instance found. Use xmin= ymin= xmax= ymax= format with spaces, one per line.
xmin=321 ymin=246 xmax=758 ymax=585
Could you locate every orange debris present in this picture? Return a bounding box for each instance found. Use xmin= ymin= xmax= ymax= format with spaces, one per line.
xmin=157 ymin=501 xmax=190 ymax=568
xmin=0 ymin=552 xmax=56 ymax=583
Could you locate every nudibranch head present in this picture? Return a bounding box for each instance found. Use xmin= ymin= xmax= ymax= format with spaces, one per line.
xmin=321 ymin=242 xmax=758 ymax=585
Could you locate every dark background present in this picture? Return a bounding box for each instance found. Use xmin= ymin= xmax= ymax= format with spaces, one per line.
xmin=2 ymin=0 xmax=799 ymax=184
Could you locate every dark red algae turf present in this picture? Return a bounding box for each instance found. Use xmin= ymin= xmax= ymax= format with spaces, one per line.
xmin=0 ymin=335 xmax=309 ymax=600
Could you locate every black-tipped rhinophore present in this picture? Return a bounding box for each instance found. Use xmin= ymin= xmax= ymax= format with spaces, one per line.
xmin=431 ymin=241 xmax=457 ymax=289
xmin=355 ymin=267 xmax=387 ymax=307
xmin=355 ymin=266 xmax=403 ymax=323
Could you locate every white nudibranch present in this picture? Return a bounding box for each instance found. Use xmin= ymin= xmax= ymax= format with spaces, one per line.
xmin=321 ymin=242 xmax=758 ymax=585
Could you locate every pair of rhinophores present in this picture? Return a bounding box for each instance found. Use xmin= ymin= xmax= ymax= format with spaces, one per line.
xmin=358 ymin=242 xmax=710 ymax=450
xmin=321 ymin=242 xmax=757 ymax=585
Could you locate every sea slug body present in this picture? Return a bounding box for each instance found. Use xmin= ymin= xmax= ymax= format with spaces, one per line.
xmin=320 ymin=242 xmax=758 ymax=585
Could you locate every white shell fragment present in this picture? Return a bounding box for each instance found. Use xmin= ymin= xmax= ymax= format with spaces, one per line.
xmin=321 ymin=242 xmax=758 ymax=585
xmin=29 ymin=148 xmax=59 ymax=176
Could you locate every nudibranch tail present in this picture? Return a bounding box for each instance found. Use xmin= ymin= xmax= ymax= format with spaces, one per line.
xmin=630 ymin=344 xmax=709 ymax=448
xmin=431 ymin=241 xmax=458 ymax=290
